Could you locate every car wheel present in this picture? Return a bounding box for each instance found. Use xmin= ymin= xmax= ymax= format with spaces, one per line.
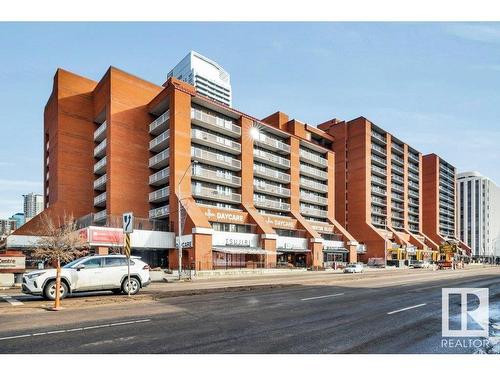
xmin=44 ymin=280 xmax=68 ymax=301
xmin=121 ymin=277 xmax=140 ymax=295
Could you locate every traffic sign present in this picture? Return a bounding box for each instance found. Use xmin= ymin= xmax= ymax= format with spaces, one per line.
xmin=123 ymin=212 xmax=134 ymax=234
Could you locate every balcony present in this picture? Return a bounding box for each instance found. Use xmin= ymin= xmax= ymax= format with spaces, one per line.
xmin=94 ymin=139 xmax=107 ymax=158
xmin=300 ymin=178 xmax=328 ymax=193
xmin=408 ymin=172 xmax=419 ymax=182
xmin=392 ymin=212 xmax=404 ymax=220
xmin=253 ymin=165 xmax=289 ymax=184
xmin=391 ymin=183 xmax=404 ymax=193
xmin=372 ymin=175 xmax=387 ymax=187
xmin=371 ymin=165 xmax=387 ymax=177
xmin=93 ymin=156 xmax=107 ymax=175
xmin=149 ymin=187 xmax=169 ymax=203
xmin=149 ymin=130 xmax=170 ymax=152
xmin=372 ymin=208 xmax=386 ymax=216
xmin=301 ymin=206 xmax=328 ymax=219
xmin=254 ymin=148 xmax=290 ymax=169
xmin=408 ymin=163 xmax=419 ymax=173
xmin=254 ymin=182 xmax=291 ymax=198
xmin=371 ymin=154 xmax=387 ymax=168
xmin=408 ymin=216 xmax=420 ymax=225
xmin=149 ymin=167 xmax=170 ymax=186
xmin=409 ymin=153 xmax=419 ymax=162
xmin=392 ymin=174 xmax=404 ymax=183
xmin=93 ymin=174 xmax=107 ymax=191
xmin=149 ymin=149 xmax=169 ymax=169
xmin=392 ymin=155 xmax=404 ymax=165
xmin=192 ymin=186 xmax=242 ymax=204
xmin=408 ymin=189 xmax=419 ymax=198
xmin=372 ymin=196 xmax=387 ymax=207
xmin=253 ymin=133 xmax=290 ymax=154
xmin=191 ymin=128 xmax=241 ymax=155
xmin=409 ymin=199 xmax=419 ymax=207
xmin=149 ymin=111 xmax=170 ymax=135
xmin=372 ymin=131 xmax=386 ymax=144
xmin=254 ymin=198 xmax=290 ymax=212
xmin=94 ymin=209 xmax=107 ymax=222
xmin=392 ymin=143 xmax=404 ymax=153
xmin=300 ymin=191 xmax=328 ymax=206
xmin=94 ymin=121 xmax=107 ymax=142
xmin=192 ymin=166 xmax=241 ymax=187
xmin=191 ymin=108 xmax=241 ymax=138
xmin=149 ymin=205 xmax=170 ymax=220
xmin=300 ymin=164 xmax=328 ymax=180
xmin=408 ymin=181 xmax=419 ymax=189
xmin=392 ymin=165 xmax=404 ymax=174
xmin=371 ymin=186 xmax=387 ymax=197
xmin=94 ymin=192 xmax=106 ymax=207
xmin=299 ymin=149 xmax=328 ymax=168
xmin=192 ymin=147 xmax=242 ymax=171
xmin=392 ymin=203 xmax=404 ymax=212
xmin=371 ymin=143 xmax=386 ymax=156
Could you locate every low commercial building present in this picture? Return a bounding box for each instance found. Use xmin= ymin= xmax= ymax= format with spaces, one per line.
xmin=12 ymin=66 xmax=359 ymax=270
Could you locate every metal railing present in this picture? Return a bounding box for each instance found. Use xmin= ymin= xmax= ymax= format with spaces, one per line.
xmin=300 ymin=191 xmax=328 ymax=205
xmin=300 ymin=164 xmax=328 ymax=180
xmin=149 ymin=130 xmax=170 ymax=152
xmin=371 ymin=154 xmax=387 ymax=166
xmin=191 ymin=107 xmax=241 ymax=137
xmin=254 ymin=148 xmax=290 ymax=168
xmin=299 ymin=149 xmax=328 ymax=167
xmin=93 ymin=174 xmax=107 ymax=190
xmin=149 ymin=205 xmax=170 ymax=219
xmin=192 ymin=147 xmax=242 ymax=170
xmin=94 ymin=121 xmax=107 ymax=142
xmin=254 ymin=133 xmax=290 ymax=153
xmin=254 ymin=164 xmax=290 ymax=183
xmin=254 ymin=198 xmax=290 ymax=211
xmin=371 ymin=186 xmax=387 ymax=196
xmin=191 ymin=128 xmax=241 ymax=153
xmin=301 ymin=206 xmax=328 ymax=218
xmin=301 ymin=178 xmax=328 ymax=193
xmin=254 ymin=182 xmax=291 ymax=197
xmin=149 ymin=167 xmax=170 ymax=185
xmin=94 ymin=192 xmax=106 ymax=206
xmin=372 ymin=165 xmax=387 ymax=176
xmin=372 ymin=131 xmax=386 ymax=143
xmin=94 ymin=209 xmax=107 ymax=222
xmin=149 ymin=149 xmax=169 ymax=169
xmin=94 ymin=139 xmax=107 ymax=158
xmin=392 ymin=143 xmax=404 ymax=153
xmin=192 ymin=166 xmax=241 ymax=186
xmin=371 ymin=143 xmax=386 ymax=154
xmin=149 ymin=187 xmax=169 ymax=202
xmin=76 ymin=213 xmax=169 ymax=231
xmin=192 ymin=186 xmax=242 ymax=203
xmin=149 ymin=111 xmax=170 ymax=135
xmin=93 ymin=156 xmax=107 ymax=174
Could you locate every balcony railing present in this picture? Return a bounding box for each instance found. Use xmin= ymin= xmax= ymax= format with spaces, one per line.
xmin=254 ymin=148 xmax=290 ymax=169
xmin=371 ymin=144 xmax=386 ymax=155
xmin=392 ymin=155 xmax=404 ymax=165
xmin=192 ymin=147 xmax=242 ymax=171
xmin=149 ymin=187 xmax=169 ymax=203
xmin=392 ymin=143 xmax=404 ymax=153
xmin=299 ymin=149 xmax=328 ymax=168
xmin=391 ymin=193 xmax=404 ymax=202
xmin=149 ymin=167 xmax=170 ymax=186
xmin=191 ymin=108 xmax=241 ymax=137
xmin=254 ymin=198 xmax=290 ymax=211
xmin=93 ymin=174 xmax=107 ymax=191
xmin=300 ymin=191 xmax=328 ymax=205
xmin=254 ymin=164 xmax=290 ymax=183
xmin=371 ymin=175 xmax=387 ymax=186
xmin=254 ymin=134 xmax=290 ymax=154
xmin=408 ymin=189 xmax=419 ymax=198
xmin=300 ymin=178 xmax=328 ymax=193
xmin=408 ymin=172 xmax=419 ymax=181
xmin=192 ymin=186 xmax=242 ymax=204
xmin=149 ymin=111 xmax=170 ymax=135
xmin=392 ymin=174 xmax=404 ymax=183
xmin=300 ymin=206 xmax=328 ymax=218
xmin=149 ymin=130 xmax=170 ymax=152
xmin=94 ymin=192 xmax=106 ymax=207
xmin=94 ymin=139 xmax=107 ymax=158
xmin=191 ymin=128 xmax=241 ymax=154
xmin=372 ymin=131 xmax=386 ymax=143
xmin=94 ymin=121 xmax=107 ymax=142
xmin=371 ymin=165 xmax=387 ymax=177
xmin=94 ymin=156 xmax=107 ymax=174
xmin=371 ymin=155 xmax=387 ymax=167
xmin=94 ymin=209 xmax=107 ymax=222
xmin=149 ymin=149 xmax=169 ymax=169
xmin=192 ymin=166 xmax=241 ymax=187
xmin=300 ymin=164 xmax=328 ymax=180
xmin=391 ymin=183 xmax=404 ymax=193
xmin=392 ymin=165 xmax=404 ymax=174
xmin=254 ymin=182 xmax=291 ymax=197
xmin=409 ymin=153 xmax=419 ymax=162
xmin=408 ymin=163 xmax=419 ymax=173
xmin=149 ymin=205 xmax=170 ymax=219
xmin=372 ymin=196 xmax=387 ymax=206
xmin=371 ymin=186 xmax=387 ymax=196
xmin=408 ymin=181 xmax=419 ymax=189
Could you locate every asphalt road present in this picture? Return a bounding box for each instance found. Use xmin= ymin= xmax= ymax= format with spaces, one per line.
xmin=1 ymin=267 xmax=499 ymax=354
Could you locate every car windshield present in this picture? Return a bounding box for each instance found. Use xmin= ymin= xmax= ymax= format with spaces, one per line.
xmin=63 ymin=258 xmax=84 ymax=268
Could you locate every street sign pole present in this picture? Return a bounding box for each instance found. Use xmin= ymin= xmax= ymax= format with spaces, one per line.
xmin=123 ymin=212 xmax=134 ymax=297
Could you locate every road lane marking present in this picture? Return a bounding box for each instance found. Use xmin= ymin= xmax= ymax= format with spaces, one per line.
xmin=387 ymin=303 xmax=427 ymax=315
xmin=301 ymin=293 xmax=345 ymax=301
xmin=0 ymin=295 xmax=24 ymax=306
xmin=0 ymin=319 xmax=151 ymax=342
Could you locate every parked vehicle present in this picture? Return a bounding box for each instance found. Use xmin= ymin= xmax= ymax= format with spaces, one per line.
xmin=410 ymin=261 xmax=424 ymax=268
xmin=22 ymin=255 xmax=151 ymax=300
xmin=344 ymin=263 xmax=364 ymax=273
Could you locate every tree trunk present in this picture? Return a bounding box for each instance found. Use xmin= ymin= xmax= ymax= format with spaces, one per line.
xmin=54 ymin=256 xmax=61 ymax=309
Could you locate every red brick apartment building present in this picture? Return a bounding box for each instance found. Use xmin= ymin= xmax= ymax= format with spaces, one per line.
xmin=319 ymin=118 xmax=470 ymax=264
xmin=11 ymin=67 xmax=361 ymax=270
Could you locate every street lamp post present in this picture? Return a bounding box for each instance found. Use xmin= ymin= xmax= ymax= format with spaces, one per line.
xmin=177 ymin=160 xmax=198 ymax=280
xmin=383 ymin=218 xmax=388 ymax=268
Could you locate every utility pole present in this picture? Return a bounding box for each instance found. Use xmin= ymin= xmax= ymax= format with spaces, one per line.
xmin=384 ymin=218 xmax=388 ymax=268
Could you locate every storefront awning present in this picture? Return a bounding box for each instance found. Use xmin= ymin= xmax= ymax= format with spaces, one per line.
xmin=213 ymin=246 xmax=270 ymax=255
xmin=277 ymin=248 xmax=311 ymax=253
xmin=323 ymin=247 xmax=348 ymax=254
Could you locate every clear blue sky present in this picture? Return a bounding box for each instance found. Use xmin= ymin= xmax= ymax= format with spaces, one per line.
xmin=1 ymin=22 xmax=499 ymax=219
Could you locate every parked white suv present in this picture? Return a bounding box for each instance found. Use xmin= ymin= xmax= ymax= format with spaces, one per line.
xmin=22 ymin=255 xmax=151 ymax=300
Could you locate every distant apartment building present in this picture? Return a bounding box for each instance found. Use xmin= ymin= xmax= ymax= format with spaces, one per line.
xmin=422 ymin=154 xmax=471 ymax=261
xmin=319 ymin=117 xmax=438 ymax=264
xmin=167 ymin=51 xmax=232 ymax=107
xmin=23 ymin=193 xmax=43 ymax=222
xmin=12 ymin=66 xmax=360 ymax=270
xmin=0 ymin=219 xmax=17 ymax=237
xmin=9 ymin=213 xmax=25 ymax=228
xmin=457 ymin=171 xmax=500 ymax=258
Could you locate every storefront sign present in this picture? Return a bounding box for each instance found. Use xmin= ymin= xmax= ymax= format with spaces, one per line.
xmin=89 ymin=228 xmax=124 ymax=246
xmin=175 ymin=234 xmax=193 ymax=249
xmin=276 ymin=236 xmax=308 ymax=250
xmin=212 ymin=232 xmax=259 ymax=248
xmin=310 ymin=223 xmax=334 ymax=233
xmin=202 ymin=207 xmax=247 ymax=224
xmin=323 ymin=240 xmax=345 ymax=250
xmin=0 ymin=256 xmax=26 ymax=270
xmin=263 ymin=215 xmax=296 ymax=229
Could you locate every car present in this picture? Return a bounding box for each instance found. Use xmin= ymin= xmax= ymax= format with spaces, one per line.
xmin=410 ymin=261 xmax=424 ymax=268
xmin=22 ymin=255 xmax=151 ymax=300
xmin=344 ymin=263 xmax=364 ymax=273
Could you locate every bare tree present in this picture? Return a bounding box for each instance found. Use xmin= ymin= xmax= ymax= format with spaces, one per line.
xmin=33 ymin=213 xmax=87 ymax=310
